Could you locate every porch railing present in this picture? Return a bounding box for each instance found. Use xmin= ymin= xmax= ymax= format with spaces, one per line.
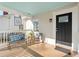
xmin=0 ymin=30 xmax=43 ymax=49
xmin=0 ymin=30 xmax=26 ymax=44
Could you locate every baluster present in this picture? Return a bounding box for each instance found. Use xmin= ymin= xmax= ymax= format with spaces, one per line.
xmin=5 ymin=33 xmax=6 ymax=43
xmin=2 ymin=33 xmax=3 ymax=43
xmin=3 ymin=33 xmax=5 ymax=43
xmin=0 ymin=33 xmax=1 ymax=44
xmin=1 ymin=33 xmax=2 ymax=44
xmin=6 ymin=32 xmax=8 ymax=43
xmin=8 ymin=32 xmax=10 ymax=42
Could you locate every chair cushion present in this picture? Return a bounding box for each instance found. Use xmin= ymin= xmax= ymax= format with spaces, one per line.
xmin=9 ymin=33 xmax=25 ymax=42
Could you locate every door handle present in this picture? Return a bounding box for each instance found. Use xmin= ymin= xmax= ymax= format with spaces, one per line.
xmin=56 ymin=29 xmax=59 ymax=32
xmin=56 ymin=28 xmax=59 ymax=30
xmin=56 ymin=28 xmax=59 ymax=32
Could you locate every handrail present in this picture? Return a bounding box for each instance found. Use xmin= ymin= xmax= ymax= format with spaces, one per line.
xmin=0 ymin=30 xmax=34 ymax=33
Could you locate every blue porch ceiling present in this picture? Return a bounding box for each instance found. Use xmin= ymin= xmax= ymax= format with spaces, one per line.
xmin=0 ymin=2 xmax=76 ymax=16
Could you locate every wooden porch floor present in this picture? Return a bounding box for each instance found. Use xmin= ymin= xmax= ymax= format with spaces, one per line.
xmin=0 ymin=43 xmax=76 ymax=57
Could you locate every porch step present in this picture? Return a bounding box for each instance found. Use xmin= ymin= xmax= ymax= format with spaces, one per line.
xmin=56 ymin=43 xmax=72 ymax=50
xmin=55 ymin=43 xmax=77 ymax=56
xmin=55 ymin=46 xmax=70 ymax=54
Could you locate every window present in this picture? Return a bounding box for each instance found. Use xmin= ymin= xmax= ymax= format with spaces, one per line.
xmin=0 ymin=10 xmax=3 ymax=16
xmin=59 ymin=16 xmax=68 ymax=23
xmin=33 ymin=20 xmax=39 ymax=31
xmin=25 ymin=20 xmax=39 ymax=31
xmin=26 ymin=20 xmax=33 ymax=30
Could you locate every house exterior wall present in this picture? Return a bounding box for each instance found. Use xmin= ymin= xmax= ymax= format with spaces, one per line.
xmin=34 ymin=4 xmax=79 ymax=52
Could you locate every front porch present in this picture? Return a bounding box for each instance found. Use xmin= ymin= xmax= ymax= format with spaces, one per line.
xmin=0 ymin=43 xmax=69 ymax=57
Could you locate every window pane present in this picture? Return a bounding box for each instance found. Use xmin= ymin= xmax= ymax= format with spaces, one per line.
xmin=0 ymin=10 xmax=3 ymax=16
xmin=59 ymin=16 xmax=68 ymax=23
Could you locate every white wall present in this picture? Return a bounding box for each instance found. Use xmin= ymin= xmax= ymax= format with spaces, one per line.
xmin=0 ymin=15 xmax=19 ymax=31
xmin=34 ymin=11 xmax=53 ymax=38
xmin=33 ymin=11 xmax=55 ymax=45
xmin=0 ymin=16 xmax=9 ymax=31
xmin=0 ymin=15 xmax=31 ymax=31
xmin=34 ymin=5 xmax=79 ymax=52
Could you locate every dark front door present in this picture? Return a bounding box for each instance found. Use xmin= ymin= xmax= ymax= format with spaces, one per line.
xmin=56 ymin=12 xmax=72 ymax=46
